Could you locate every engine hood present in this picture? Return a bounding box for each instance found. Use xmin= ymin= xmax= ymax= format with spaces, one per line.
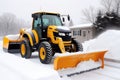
xmin=56 ymin=26 xmax=71 ymax=33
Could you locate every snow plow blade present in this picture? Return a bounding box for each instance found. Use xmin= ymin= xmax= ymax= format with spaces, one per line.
xmin=3 ymin=36 xmax=22 ymax=53
xmin=54 ymin=50 xmax=107 ymax=70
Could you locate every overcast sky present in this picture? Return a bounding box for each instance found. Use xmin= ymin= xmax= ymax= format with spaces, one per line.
xmin=0 ymin=0 xmax=102 ymax=25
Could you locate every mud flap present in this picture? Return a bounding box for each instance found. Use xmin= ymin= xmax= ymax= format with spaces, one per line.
xmin=54 ymin=50 xmax=107 ymax=70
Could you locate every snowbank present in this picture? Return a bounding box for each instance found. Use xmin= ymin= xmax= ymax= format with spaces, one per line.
xmin=83 ymin=30 xmax=120 ymax=60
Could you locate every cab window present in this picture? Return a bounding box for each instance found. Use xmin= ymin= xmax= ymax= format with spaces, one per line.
xmin=42 ymin=14 xmax=62 ymax=27
xmin=34 ymin=18 xmax=41 ymax=28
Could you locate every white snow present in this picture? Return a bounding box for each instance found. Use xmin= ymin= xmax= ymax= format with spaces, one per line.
xmin=83 ymin=30 xmax=120 ymax=60
xmin=70 ymin=23 xmax=93 ymax=29
xmin=6 ymin=34 xmax=20 ymax=40
xmin=0 ymin=41 xmax=60 ymax=80
xmin=68 ymin=66 xmax=120 ymax=80
xmin=0 ymin=54 xmax=61 ymax=80
xmin=0 ymin=29 xmax=120 ymax=80
xmin=57 ymin=26 xmax=70 ymax=31
xmin=58 ymin=59 xmax=101 ymax=77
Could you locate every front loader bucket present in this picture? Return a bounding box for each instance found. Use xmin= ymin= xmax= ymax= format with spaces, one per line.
xmin=3 ymin=36 xmax=21 ymax=53
xmin=54 ymin=50 xmax=107 ymax=70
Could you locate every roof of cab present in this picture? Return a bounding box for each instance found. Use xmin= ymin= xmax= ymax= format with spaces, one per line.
xmin=32 ymin=12 xmax=60 ymax=15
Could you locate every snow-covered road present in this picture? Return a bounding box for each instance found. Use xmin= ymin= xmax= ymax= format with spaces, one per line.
xmin=1 ymin=51 xmax=120 ymax=80
xmin=0 ymin=30 xmax=120 ymax=80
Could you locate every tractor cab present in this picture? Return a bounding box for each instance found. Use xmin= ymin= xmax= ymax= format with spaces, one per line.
xmin=32 ymin=12 xmax=64 ymax=38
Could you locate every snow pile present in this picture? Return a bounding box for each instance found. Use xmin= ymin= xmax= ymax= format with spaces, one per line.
xmin=83 ymin=30 xmax=120 ymax=60
xmin=58 ymin=59 xmax=101 ymax=77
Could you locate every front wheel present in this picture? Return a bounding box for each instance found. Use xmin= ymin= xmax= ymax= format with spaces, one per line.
xmin=38 ymin=41 xmax=53 ymax=64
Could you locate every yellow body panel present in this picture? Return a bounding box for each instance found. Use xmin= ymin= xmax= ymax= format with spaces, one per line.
xmin=20 ymin=29 xmax=34 ymax=46
xmin=47 ymin=25 xmax=71 ymax=53
xmin=24 ymin=32 xmax=33 ymax=46
xmin=56 ymin=37 xmax=65 ymax=53
xmin=54 ymin=50 xmax=107 ymax=70
xmin=32 ymin=30 xmax=39 ymax=44
xmin=3 ymin=36 xmax=9 ymax=49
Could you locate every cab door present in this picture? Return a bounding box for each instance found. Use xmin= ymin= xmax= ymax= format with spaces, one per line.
xmin=33 ymin=17 xmax=42 ymax=39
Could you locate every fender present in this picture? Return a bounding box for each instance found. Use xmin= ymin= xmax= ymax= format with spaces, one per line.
xmin=22 ymin=29 xmax=39 ymax=46
xmin=32 ymin=30 xmax=39 ymax=44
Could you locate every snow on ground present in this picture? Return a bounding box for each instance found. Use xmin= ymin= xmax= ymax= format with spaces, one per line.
xmin=68 ymin=66 xmax=120 ymax=80
xmin=83 ymin=30 xmax=120 ymax=60
xmin=0 ymin=41 xmax=60 ymax=80
xmin=0 ymin=30 xmax=120 ymax=80
xmin=0 ymin=53 xmax=60 ymax=80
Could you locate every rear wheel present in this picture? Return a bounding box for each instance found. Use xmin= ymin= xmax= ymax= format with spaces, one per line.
xmin=20 ymin=39 xmax=32 ymax=58
xmin=71 ymin=39 xmax=83 ymax=52
xmin=38 ymin=41 xmax=53 ymax=64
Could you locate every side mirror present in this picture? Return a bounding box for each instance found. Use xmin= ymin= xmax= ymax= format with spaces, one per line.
xmin=68 ymin=15 xmax=70 ymax=21
xmin=32 ymin=14 xmax=37 ymax=20
xmin=32 ymin=14 xmax=34 ymax=17
xmin=62 ymin=17 xmax=65 ymax=22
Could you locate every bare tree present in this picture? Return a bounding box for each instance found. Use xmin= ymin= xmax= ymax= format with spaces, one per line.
xmin=101 ymin=0 xmax=113 ymax=12
xmin=1 ymin=13 xmax=16 ymax=35
xmin=101 ymin=0 xmax=120 ymax=15
xmin=82 ymin=6 xmax=97 ymax=23
xmin=0 ymin=13 xmax=30 ymax=36
xmin=113 ymin=0 xmax=120 ymax=15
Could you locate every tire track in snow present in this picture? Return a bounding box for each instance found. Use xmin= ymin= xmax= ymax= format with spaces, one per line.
xmin=67 ymin=69 xmax=116 ymax=80
xmin=93 ymin=72 xmax=119 ymax=80
xmin=105 ymin=58 xmax=120 ymax=69
xmin=105 ymin=58 xmax=120 ymax=63
xmin=93 ymin=66 xmax=120 ymax=80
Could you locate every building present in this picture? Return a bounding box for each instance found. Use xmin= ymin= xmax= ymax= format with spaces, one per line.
xmin=70 ymin=23 xmax=95 ymax=43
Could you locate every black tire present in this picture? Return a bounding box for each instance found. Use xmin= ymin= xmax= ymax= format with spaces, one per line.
xmin=38 ymin=41 xmax=53 ymax=64
xmin=71 ymin=39 xmax=83 ymax=52
xmin=20 ymin=39 xmax=32 ymax=58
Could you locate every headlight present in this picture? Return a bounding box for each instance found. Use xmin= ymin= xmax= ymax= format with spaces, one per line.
xmin=59 ymin=33 xmax=65 ymax=36
xmin=69 ymin=33 xmax=72 ymax=36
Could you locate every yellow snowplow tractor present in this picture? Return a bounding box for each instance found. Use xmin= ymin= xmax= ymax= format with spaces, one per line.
xmin=3 ymin=12 xmax=107 ymax=71
xmin=3 ymin=12 xmax=83 ymax=63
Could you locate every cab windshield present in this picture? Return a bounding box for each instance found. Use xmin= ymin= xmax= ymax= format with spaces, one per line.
xmin=42 ymin=14 xmax=62 ymax=26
